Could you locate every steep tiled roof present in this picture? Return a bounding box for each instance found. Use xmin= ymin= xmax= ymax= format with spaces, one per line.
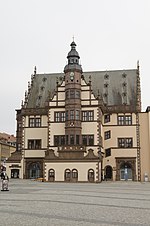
xmin=25 ymin=69 xmax=138 ymax=111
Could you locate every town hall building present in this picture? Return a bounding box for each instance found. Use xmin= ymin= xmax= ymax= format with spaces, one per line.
xmin=5 ymin=41 xmax=150 ymax=182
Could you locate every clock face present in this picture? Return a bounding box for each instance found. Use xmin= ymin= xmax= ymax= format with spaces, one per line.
xmin=70 ymin=72 xmax=74 ymax=81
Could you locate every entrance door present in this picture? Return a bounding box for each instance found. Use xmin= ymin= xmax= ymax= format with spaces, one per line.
xmin=105 ymin=166 xmax=112 ymax=180
xmin=120 ymin=163 xmax=132 ymax=180
xmin=29 ymin=163 xmax=40 ymax=179
xmin=11 ymin=169 xmax=19 ymax=178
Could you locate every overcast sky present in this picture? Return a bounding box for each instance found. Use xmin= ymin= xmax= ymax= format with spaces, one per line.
xmin=0 ymin=0 xmax=150 ymax=135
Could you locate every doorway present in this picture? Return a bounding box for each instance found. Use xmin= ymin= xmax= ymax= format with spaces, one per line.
xmin=120 ymin=163 xmax=132 ymax=180
xmin=105 ymin=165 xmax=113 ymax=180
xmin=29 ymin=162 xmax=40 ymax=179
xmin=11 ymin=169 xmax=19 ymax=178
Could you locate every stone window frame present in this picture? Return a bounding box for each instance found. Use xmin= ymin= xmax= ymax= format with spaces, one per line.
xmin=118 ymin=137 xmax=133 ymax=148
xmin=28 ymin=139 xmax=41 ymax=149
xmin=54 ymin=111 xmax=65 ymax=122
xmin=118 ymin=115 xmax=132 ymax=125
xmin=104 ymin=130 xmax=111 ymax=140
xmin=29 ymin=117 xmax=41 ymax=127
xmin=82 ymin=110 xmax=94 ymax=121
xmin=54 ymin=135 xmax=65 ymax=146
xmin=82 ymin=134 xmax=94 ymax=146
xmin=105 ymin=148 xmax=111 ymax=157
xmin=104 ymin=114 xmax=110 ymax=123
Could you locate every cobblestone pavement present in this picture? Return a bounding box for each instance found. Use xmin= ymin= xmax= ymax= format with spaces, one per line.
xmin=0 ymin=180 xmax=150 ymax=226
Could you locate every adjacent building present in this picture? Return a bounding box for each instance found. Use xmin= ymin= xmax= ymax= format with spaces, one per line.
xmin=6 ymin=41 xmax=150 ymax=182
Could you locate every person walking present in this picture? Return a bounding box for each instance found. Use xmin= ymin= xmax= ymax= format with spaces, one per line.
xmin=1 ymin=171 xmax=9 ymax=191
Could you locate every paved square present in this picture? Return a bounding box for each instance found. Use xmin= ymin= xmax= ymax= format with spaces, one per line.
xmin=0 ymin=179 xmax=150 ymax=226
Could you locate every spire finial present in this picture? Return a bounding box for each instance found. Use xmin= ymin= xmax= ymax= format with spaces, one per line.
xmin=137 ymin=60 xmax=139 ymax=69
xmin=72 ymin=35 xmax=74 ymax=42
xmin=34 ymin=66 xmax=37 ymax=75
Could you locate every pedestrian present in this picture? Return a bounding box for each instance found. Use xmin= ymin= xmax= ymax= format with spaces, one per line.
xmin=1 ymin=171 xmax=9 ymax=191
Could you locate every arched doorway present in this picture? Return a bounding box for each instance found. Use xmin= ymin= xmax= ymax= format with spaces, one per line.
xmin=120 ymin=162 xmax=132 ymax=181
xmin=28 ymin=162 xmax=41 ymax=179
xmin=64 ymin=169 xmax=71 ymax=182
xmin=11 ymin=169 xmax=19 ymax=178
xmin=48 ymin=169 xmax=55 ymax=182
xmin=88 ymin=169 xmax=95 ymax=182
xmin=105 ymin=165 xmax=112 ymax=180
xmin=72 ymin=169 xmax=78 ymax=182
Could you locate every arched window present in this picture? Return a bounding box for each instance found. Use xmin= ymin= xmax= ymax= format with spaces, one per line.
xmin=72 ymin=169 xmax=78 ymax=178
xmin=72 ymin=169 xmax=78 ymax=182
xmin=88 ymin=169 xmax=94 ymax=182
xmin=48 ymin=169 xmax=55 ymax=182
xmin=64 ymin=169 xmax=71 ymax=182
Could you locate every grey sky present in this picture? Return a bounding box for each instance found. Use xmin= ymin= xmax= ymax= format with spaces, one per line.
xmin=0 ymin=0 xmax=150 ymax=135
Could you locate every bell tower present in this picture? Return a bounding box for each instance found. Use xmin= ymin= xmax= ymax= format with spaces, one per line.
xmin=64 ymin=41 xmax=82 ymax=146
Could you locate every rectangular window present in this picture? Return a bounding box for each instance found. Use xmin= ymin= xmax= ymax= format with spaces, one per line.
xmin=125 ymin=138 xmax=133 ymax=147
xmin=29 ymin=118 xmax=41 ymax=127
xmin=88 ymin=111 xmax=93 ymax=121
xmin=54 ymin=136 xmax=59 ymax=146
xmin=76 ymin=135 xmax=80 ymax=145
xmin=118 ymin=115 xmax=132 ymax=125
xmin=60 ymin=136 xmax=65 ymax=145
xmin=82 ymin=135 xmax=87 ymax=145
xmin=104 ymin=114 xmax=110 ymax=123
xmin=54 ymin=112 xmax=65 ymax=122
xmin=82 ymin=111 xmax=94 ymax=121
xmin=88 ymin=135 xmax=94 ymax=145
xmin=82 ymin=135 xmax=94 ymax=146
xmin=105 ymin=148 xmax=111 ymax=157
xmin=82 ymin=111 xmax=87 ymax=121
xmin=35 ymin=118 xmax=41 ymax=127
xmin=28 ymin=140 xmax=34 ymax=149
xmin=35 ymin=140 xmax=41 ymax=149
xmin=118 ymin=138 xmax=133 ymax=148
xmin=66 ymin=111 xmax=68 ymax=121
xmin=125 ymin=116 xmax=132 ymax=125
xmin=70 ymin=90 xmax=75 ymax=98
xmin=61 ymin=112 xmax=65 ymax=122
xmin=75 ymin=110 xmax=80 ymax=120
xmin=70 ymin=135 xmax=74 ymax=145
xmin=118 ymin=116 xmax=124 ymax=125
xmin=75 ymin=90 xmax=80 ymax=98
xmin=70 ymin=110 xmax=74 ymax=120
xmin=29 ymin=118 xmax=35 ymax=127
xmin=104 ymin=130 xmax=111 ymax=140
xmin=28 ymin=139 xmax=41 ymax=149
xmin=55 ymin=112 xmax=60 ymax=122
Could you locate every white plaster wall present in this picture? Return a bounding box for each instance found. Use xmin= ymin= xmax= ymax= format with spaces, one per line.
xmin=25 ymin=150 xmax=45 ymax=158
xmin=45 ymin=162 xmax=97 ymax=181
xmin=103 ymin=126 xmax=137 ymax=148
xmin=24 ymin=128 xmax=48 ymax=148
